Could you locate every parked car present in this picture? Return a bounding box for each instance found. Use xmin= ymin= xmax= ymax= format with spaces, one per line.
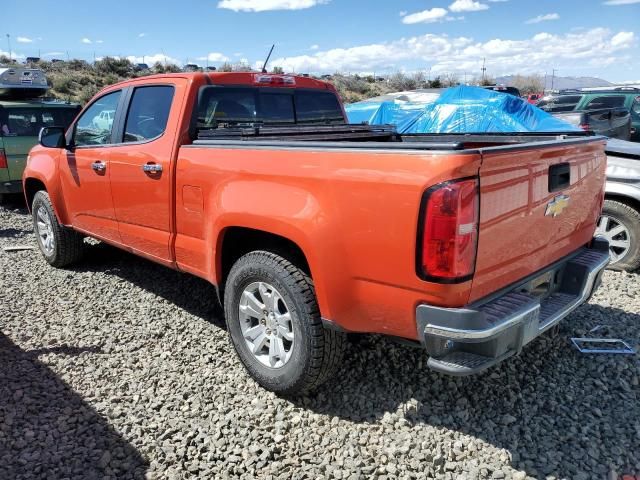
xmin=91 ymin=109 xmax=115 ymax=131
xmin=553 ymin=107 xmax=631 ymax=140
xmin=24 ymin=72 xmax=609 ymax=394
xmin=0 ymin=98 xmax=80 ymax=197
xmin=525 ymin=93 xmax=543 ymax=105
xmin=598 ymin=139 xmax=640 ymax=271
xmin=0 ymin=67 xmax=49 ymax=98
xmin=538 ymin=88 xmax=640 ymax=142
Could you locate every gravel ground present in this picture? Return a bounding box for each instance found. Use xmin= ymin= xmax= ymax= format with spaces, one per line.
xmin=0 ymin=198 xmax=639 ymax=480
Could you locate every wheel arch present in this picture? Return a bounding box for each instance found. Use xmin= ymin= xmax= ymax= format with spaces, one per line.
xmin=217 ymin=226 xmax=312 ymax=290
xmin=604 ymin=192 xmax=640 ymax=214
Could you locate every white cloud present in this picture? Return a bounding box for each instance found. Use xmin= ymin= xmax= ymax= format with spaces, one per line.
xmin=126 ymin=53 xmax=182 ymax=66
xmin=0 ymin=49 xmax=25 ymax=60
xmin=402 ymin=7 xmax=449 ymax=24
xmin=604 ymin=0 xmax=640 ymax=4
xmin=449 ymin=0 xmax=489 ymax=12
xmin=525 ymin=13 xmax=559 ymax=24
xmin=43 ymin=51 xmax=64 ymax=57
xmin=217 ymin=0 xmax=328 ymax=12
xmin=488 ymin=0 xmax=508 ymax=2
xmin=81 ymin=38 xmax=92 ymax=44
xmin=138 ymin=33 xmax=146 ymax=38
xmin=16 ymin=36 xmax=34 ymax=43
xmin=196 ymin=52 xmax=229 ymax=62
xmin=264 ymin=28 xmax=636 ymax=77
xmin=96 ymin=40 xmax=104 ymax=44
xmin=611 ymin=31 xmax=635 ymax=46
xmin=310 ymin=44 xmax=320 ymax=50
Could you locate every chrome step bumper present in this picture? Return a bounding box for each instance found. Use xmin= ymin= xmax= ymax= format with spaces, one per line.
xmin=417 ymin=239 xmax=610 ymax=376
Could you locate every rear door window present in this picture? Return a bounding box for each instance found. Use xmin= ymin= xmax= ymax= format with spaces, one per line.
xmin=123 ymin=85 xmax=175 ymax=143
xmin=585 ymin=96 xmax=626 ymax=109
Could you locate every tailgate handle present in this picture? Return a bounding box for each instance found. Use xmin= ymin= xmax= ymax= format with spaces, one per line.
xmin=549 ymin=163 xmax=570 ymax=192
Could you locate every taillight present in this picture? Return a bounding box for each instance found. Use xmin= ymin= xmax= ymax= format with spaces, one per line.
xmin=417 ymin=178 xmax=479 ymax=282
xmin=0 ymin=149 xmax=7 ymax=169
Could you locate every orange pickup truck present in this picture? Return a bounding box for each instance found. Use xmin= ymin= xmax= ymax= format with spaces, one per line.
xmin=23 ymin=72 xmax=610 ymax=394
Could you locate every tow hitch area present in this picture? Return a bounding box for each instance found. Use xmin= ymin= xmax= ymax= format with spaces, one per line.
xmin=417 ymin=239 xmax=610 ymax=376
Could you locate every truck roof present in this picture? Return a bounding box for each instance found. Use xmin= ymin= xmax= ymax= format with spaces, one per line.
xmin=107 ymin=72 xmax=336 ymax=91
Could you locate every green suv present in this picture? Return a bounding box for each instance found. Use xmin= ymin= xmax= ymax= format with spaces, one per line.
xmin=537 ymin=87 xmax=640 ymax=142
xmin=0 ymin=98 xmax=80 ymax=195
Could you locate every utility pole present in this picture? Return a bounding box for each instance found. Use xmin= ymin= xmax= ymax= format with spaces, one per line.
xmin=5 ymin=34 xmax=11 ymax=61
xmin=481 ymin=57 xmax=486 ymax=84
xmin=551 ymin=69 xmax=557 ymax=91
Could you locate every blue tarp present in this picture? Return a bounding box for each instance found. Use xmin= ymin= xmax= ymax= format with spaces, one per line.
xmin=346 ymin=86 xmax=579 ymax=133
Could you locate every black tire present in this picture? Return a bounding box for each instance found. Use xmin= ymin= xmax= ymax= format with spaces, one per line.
xmin=600 ymin=199 xmax=640 ymax=272
xmin=224 ymin=251 xmax=346 ymax=395
xmin=31 ymin=190 xmax=84 ymax=267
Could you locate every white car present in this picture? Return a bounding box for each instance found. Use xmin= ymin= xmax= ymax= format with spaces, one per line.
xmin=92 ymin=109 xmax=115 ymax=131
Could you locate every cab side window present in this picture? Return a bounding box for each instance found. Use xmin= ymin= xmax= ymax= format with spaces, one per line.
xmin=74 ymin=90 xmax=122 ymax=147
xmin=123 ymin=86 xmax=174 ymax=143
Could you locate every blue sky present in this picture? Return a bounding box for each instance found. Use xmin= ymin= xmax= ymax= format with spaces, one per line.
xmin=3 ymin=0 xmax=639 ymax=82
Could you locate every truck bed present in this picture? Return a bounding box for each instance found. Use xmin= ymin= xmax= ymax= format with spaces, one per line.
xmin=194 ymin=124 xmax=592 ymax=151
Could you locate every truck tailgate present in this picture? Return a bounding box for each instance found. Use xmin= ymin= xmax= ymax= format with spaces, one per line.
xmin=469 ymin=138 xmax=606 ymax=303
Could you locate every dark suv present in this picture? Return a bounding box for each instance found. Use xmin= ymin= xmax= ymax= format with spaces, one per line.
xmin=538 ymin=88 xmax=640 ymax=142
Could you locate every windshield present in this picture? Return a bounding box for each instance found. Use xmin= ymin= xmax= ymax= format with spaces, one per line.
xmin=0 ymin=106 xmax=79 ymax=137
xmin=197 ymin=87 xmax=344 ymax=129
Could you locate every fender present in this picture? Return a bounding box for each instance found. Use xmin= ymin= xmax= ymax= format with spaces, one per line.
xmin=22 ymin=146 xmax=71 ymax=225
xmin=605 ymin=180 xmax=640 ymax=204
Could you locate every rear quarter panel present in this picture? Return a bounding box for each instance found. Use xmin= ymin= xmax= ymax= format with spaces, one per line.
xmin=175 ymin=145 xmax=481 ymax=339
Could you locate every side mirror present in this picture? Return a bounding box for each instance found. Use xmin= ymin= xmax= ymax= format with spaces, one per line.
xmin=39 ymin=126 xmax=67 ymax=149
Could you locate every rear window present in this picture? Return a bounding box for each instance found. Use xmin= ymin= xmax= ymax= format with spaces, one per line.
xmin=197 ymin=87 xmax=344 ymax=129
xmin=0 ymin=106 xmax=79 ymax=137
xmin=584 ymin=96 xmax=626 ymax=110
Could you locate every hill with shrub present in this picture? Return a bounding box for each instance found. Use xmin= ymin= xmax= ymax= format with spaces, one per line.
xmin=0 ymin=55 xmax=468 ymax=105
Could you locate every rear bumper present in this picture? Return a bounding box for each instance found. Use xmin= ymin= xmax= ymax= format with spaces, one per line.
xmin=0 ymin=180 xmax=23 ymax=194
xmin=416 ymin=238 xmax=610 ymax=375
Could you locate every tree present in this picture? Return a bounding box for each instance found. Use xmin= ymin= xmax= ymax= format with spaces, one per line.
xmin=272 ymin=66 xmax=284 ymax=74
xmin=509 ymin=74 xmax=544 ymax=94
xmin=94 ymin=57 xmax=133 ymax=76
xmin=429 ymin=77 xmax=443 ymax=88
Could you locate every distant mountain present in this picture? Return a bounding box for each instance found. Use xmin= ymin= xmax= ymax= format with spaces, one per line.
xmin=496 ymin=75 xmax=613 ymax=90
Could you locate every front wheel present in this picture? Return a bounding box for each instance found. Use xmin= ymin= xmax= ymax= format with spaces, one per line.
xmin=596 ymin=199 xmax=640 ymax=272
xmin=32 ymin=190 xmax=85 ymax=267
xmin=224 ymin=251 xmax=346 ymax=395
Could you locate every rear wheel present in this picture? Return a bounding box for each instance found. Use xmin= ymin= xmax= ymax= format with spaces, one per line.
xmin=32 ymin=190 xmax=85 ymax=267
xmin=597 ymin=199 xmax=640 ymax=272
xmin=224 ymin=251 xmax=346 ymax=395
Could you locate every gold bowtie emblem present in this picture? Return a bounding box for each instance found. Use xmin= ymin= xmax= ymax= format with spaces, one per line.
xmin=545 ymin=195 xmax=570 ymax=217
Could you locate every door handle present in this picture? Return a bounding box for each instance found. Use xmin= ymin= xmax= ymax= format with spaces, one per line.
xmin=142 ymin=163 xmax=163 ymax=173
xmin=91 ymin=161 xmax=106 ymax=173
